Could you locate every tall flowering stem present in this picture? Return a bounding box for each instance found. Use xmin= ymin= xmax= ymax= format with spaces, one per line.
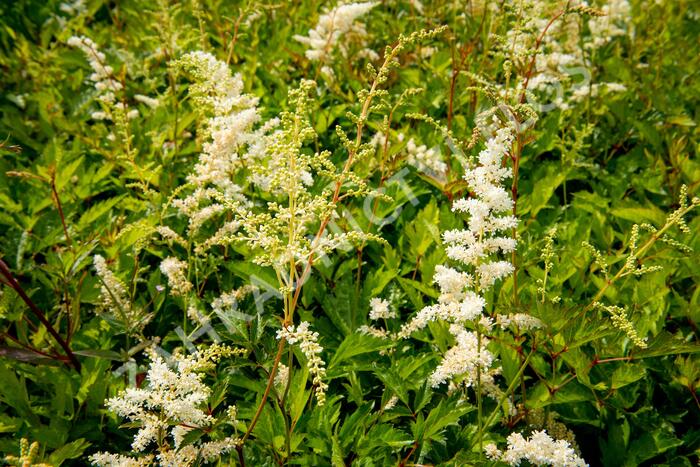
xmin=400 ymin=116 xmax=518 ymax=455
xmin=240 ymin=28 xmax=446 ymax=452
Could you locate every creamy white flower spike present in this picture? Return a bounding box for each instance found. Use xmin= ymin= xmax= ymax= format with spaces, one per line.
xmin=93 ymin=255 xmax=150 ymax=333
xmin=485 ymin=430 xmax=588 ymax=467
xmin=405 ymin=137 xmax=447 ymax=175
xmin=399 ymin=119 xmax=534 ymax=390
xmin=159 ymin=257 xmax=192 ymax=297
xmin=68 ymin=36 xmax=121 ymax=107
xmin=369 ymin=297 xmax=396 ymax=320
xmin=277 ymin=321 xmax=328 ymax=405
xmin=171 ymin=52 xmax=272 ymax=237
xmin=294 ymin=2 xmax=377 ymax=62
xmin=501 ymin=0 xmax=631 ymax=109
xmin=91 ymin=346 xmax=241 ymax=466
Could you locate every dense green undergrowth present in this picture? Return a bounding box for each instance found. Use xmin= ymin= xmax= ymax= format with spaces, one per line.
xmin=0 ymin=0 xmax=699 ymax=465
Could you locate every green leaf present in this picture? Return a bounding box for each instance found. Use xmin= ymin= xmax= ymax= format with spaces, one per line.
xmin=47 ymin=438 xmax=91 ymax=465
xmin=76 ymin=196 xmax=125 ymax=231
xmin=328 ymin=333 xmax=393 ymax=371
xmin=611 ymin=205 xmax=665 ymax=226
xmin=611 ymin=363 xmax=646 ymax=389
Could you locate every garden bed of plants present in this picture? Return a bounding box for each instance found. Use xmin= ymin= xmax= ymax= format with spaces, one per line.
xmin=0 ymin=0 xmax=699 ymax=465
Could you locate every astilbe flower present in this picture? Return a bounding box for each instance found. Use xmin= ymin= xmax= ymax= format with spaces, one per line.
xmin=67 ymin=36 xmax=138 ymax=121
xmin=484 ymin=430 xmax=587 ymax=467
xmin=169 ymin=55 xmax=380 ymax=269
xmin=171 ymin=51 xmax=273 ymax=238
xmin=228 ymin=80 xmax=383 ymax=271
xmin=4 ymin=438 xmax=53 ymax=467
xmin=159 ymin=257 xmax=192 ymax=297
xmin=359 ymin=298 xmax=395 ymax=339
xmin=399 ymin=120 xmax=521 ymax=390
xmin=93 ymin=255 xmax=151 ymax=333
xmin=277 ymin=322 xmax=328 ymax=405
xmin=369 ymin=297 xmax=395 ymax=320
xmin=496 ymin=0 xmax=631 ymax=110
xmin=405 ymin=137 xmax=447 ymax=175
xmin=293 ymin=2 xmax=377 ymax=62
xmin=90 ymin=345 xmax=243 ymax=467
xmin=586 ymin=0 xmax=631 ymax=48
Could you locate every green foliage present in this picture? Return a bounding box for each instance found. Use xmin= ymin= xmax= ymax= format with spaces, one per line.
xmin=0 ymin=0 xmax=699 ymax=465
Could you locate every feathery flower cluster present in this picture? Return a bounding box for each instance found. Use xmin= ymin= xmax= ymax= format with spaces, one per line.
xmin=405 ymin=137 xmax=447 ymax=175
xmin=159 ymin=257 xmax=192 ymax=297
xmin=228 ymin=80 xmax=382 ymax=269
xmin=498 ymin=0 xmax=631 ymax=110
xmin=67 ymin=36 xmax=138 ymax=121
xmin=369 ymin=298 xmax=396 ymax=320
xmin=293 ymin=2 xmax=377 ymax=62
xmin=133 ymin=94 xmax=160 ymax=109
xmin=429 ymin=325 xmax=495 ymax=387
xmin=171 ymin=51 xmax=271 ymax=238
xmin=360 ymin=297 xmax=397 ymax=338
xmin=91 ymin=346 xmax=241 ymax=466
xmin=595 ymin=303 xmax=647 ymax=349
xmin=400 ymin=120 xmax=521 ymax=389
xmin=277 ymin=322 xmax=328 ymax=405
xmin=59 ymin=0 xmax=87 ymax=16
xmin=586 ymin=0 xmax=631 ymax=48
xmin=210 ymin=285 xmax=257 ymax=318
xmin=484 ymin=430 xmax=587 ymax=467
xmin=496 ymin=313 xmax=543 ymax=331
xmin=274 ymin=363 xmax=290 ymax=392
xmin=93 ymin=255 xmax=149 ymax=333
xmin=382 ymin=394 xmax=399 ymax=411
xmin=170 ymin=57 xmax=379 ymax=268
xmin=67 ymin=36 xmax=121 ymax=108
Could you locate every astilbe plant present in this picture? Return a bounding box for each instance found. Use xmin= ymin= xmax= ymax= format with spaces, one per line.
xmin=1 ymin=1 xmax=700 ymax=466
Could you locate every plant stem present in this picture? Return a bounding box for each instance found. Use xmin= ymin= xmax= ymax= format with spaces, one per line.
xmin=0 ymin=259 xmax=81 ymax=372
xmin=49 ymin=169 xmax=72 ymax=248
xmin=241 ymin=337 xmax=287 ymax=444
xmin=483 ymin=349 xmax=534 ymax=431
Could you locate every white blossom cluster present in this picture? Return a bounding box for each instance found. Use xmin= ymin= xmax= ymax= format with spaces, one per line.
xmin=293 ymin=2 xmax=377 ymax=62
xmin=429 ymin=325 xmax=495 ymax=387
xmin=67 ymin=36 xmax=138 ymax=121
xmin=210 ymin=285 xmax=257 ymax=318
xmin=405 ymin=137 xmax=447 ymax=175
xmin=399 ymin=121 xmax=525 ymax=389
xmin=171 ymin=51 xmax=273 ymax=238
xmin=369 ymin=298 xmax=396 ymax=320
xmin=499 ymin=0 xmax=631 ymax=110
xmin=224 ymin=79 xmax=383 ymax=269
xmin=359 ymin=298 xmax=397 ymax=338
xmin=274 ymin=363 xmax=290 ymax=391
xmin=484 ymin=430 xmax=587 ymax=467
xmin=277 ymin=322 xmax=328 ymax=405
xmin=496 ymin=312 xmax=543 ymax=331
xmin=59 ymin=0 xmax=87 ymax=16
xmin=169 ymin=56 xmax=378 ymax=270
xmin=90 ymin=346 xmax=240 ymax=466
xmin=159 ymin=257 xmax=192 ymax=297
xmin=586 ymin=0 xmax=632 ymax=48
